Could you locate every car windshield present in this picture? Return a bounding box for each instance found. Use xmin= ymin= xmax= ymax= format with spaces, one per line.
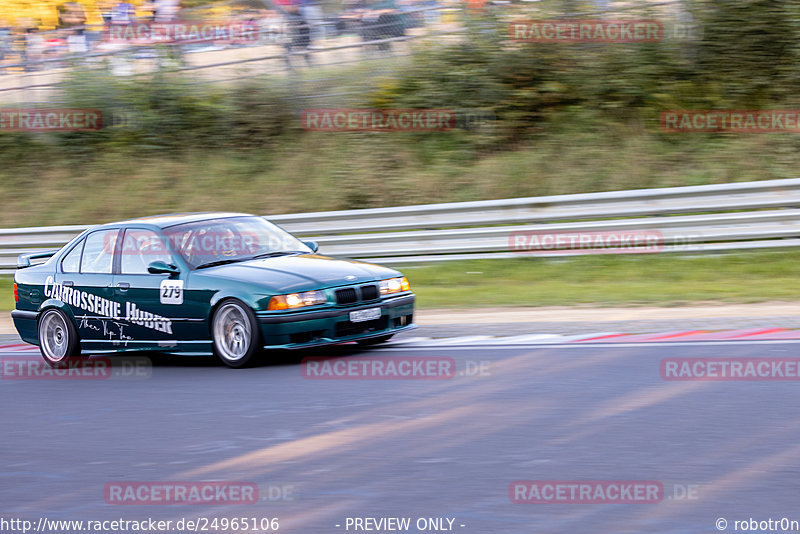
xmin=163 ymin=216 xmax=312 ymax=269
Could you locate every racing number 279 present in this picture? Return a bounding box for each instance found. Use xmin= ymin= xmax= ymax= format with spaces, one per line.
xmin=160 ymin=280 xmax=184 ymax=305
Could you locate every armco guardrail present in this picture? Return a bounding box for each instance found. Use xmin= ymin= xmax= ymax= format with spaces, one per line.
xmin=2 ymin=178 xmax=800 ymax=272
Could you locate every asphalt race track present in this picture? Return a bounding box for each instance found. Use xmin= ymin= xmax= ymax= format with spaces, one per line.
xmin=1 ymin=334 xmax=800 ymax=534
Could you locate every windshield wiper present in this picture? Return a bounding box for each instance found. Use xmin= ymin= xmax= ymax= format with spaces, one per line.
xmin=195 ymin=258 xmax=248 ymax=269
xmin=250 ymin=251 xmax=305 ymax=259
xmin=196 ymin=251 xmax=305 ymax=268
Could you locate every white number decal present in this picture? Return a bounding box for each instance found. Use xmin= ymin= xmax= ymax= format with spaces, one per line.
xmin=160 ymin=280 xmax=184 ymax=305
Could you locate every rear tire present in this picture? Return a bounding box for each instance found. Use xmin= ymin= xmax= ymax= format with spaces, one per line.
xmin=211 ymin=299 xmax=261 ymax=368
xmin=38 ymin=308 xmax=81 ymax=367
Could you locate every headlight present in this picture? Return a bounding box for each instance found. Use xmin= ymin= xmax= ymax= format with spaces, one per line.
xmin=268 ymin=290 xmax=327 ymax=310
xmin=379 ymin=276 xmax=410 ymax=295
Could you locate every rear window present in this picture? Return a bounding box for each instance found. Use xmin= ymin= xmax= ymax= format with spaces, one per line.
xmin=61 ymin=240 xmax=83 ymax=273
xmin=80 ymin=229 xmax=119 ymax=274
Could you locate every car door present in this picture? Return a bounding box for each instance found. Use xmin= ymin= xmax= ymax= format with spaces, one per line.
xmin=112 ymin=227 xmax=186 ymax=348
xmin=65 ymin=228 xmax=121 ymax=347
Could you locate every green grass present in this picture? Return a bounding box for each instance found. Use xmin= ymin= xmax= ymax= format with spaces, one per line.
xmin=0 ymin=277 xmax=13 ymax=312
xmin=2 ymin=250 xmax=799 ymax=313
xmin=402 ymin=251 xmax=800 ymax=308
xmin=3 ymin=130 xmax=800 ymax=228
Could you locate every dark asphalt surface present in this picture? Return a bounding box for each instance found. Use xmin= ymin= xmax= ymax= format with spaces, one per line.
xmin=1 ymin=340 xmax=799 ymax=534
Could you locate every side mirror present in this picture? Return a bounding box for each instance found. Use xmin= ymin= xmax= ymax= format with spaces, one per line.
xmin=303 ymin=240 xmax=319 ymax=253
xmin=148 ymin=260 xmax=180 ymax=275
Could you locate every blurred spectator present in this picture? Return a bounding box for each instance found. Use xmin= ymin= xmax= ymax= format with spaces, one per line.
xmin=154 ymin=0 xmax=180 ymax=23
xmin=142 ymin=0 xmax=158 ymax=21
xmin=59 ymin=2 xmax=87 ymax=29
xmin=358 ymin=0 xmax=405 ymax=53
xmin=335 ymin=0 xmax=408 ymax=53
xmin=24 ymin=28 xmax=45 ymax=71
xmin=111 ymin=1 xmax=136 ymax=25
xmin=284 ymin=4 xmax=312 ymax=67
xmin=9 ymin=29 xmax=27 ymax=69
xmin=299 ymin=0 xmax=324 ymax=42
xmin=67 ymin=27 xmax=88 ymax=55
xmin=43 ymin=32 xmax=68 ymax=67
xmin=98 ymin=0 xmax=114 ymax=25
xmin=257 ymin=9 xmax=284 ymax=44
xmin=0 ymin=20 xmax=10 ymax=69
xmin=333 ymin=0 xmax=362 ymax=37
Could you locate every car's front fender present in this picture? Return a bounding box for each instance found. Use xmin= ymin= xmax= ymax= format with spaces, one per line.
xmin=207 ymin=289 xmax=268 ymax=320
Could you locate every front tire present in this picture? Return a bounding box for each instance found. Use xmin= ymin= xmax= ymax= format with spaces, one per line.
xmin=211 ymin=300 xmax=261 ymax=368
xmin=38 ymin=308 xmax=81 ymax=367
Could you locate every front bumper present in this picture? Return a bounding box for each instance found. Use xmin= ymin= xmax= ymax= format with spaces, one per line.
xmin=256 ymin=293 xmax=415 ymax=349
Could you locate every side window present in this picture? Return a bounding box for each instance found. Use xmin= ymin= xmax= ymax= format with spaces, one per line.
xmin=80 ymin=230 xmax=119 ymax=274
xmin=61 ymin=240 xmax=84 ymax=273
xmin=120 ymin=228 xmax=173 ymax=275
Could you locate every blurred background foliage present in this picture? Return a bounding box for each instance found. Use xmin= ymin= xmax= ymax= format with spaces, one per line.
xmin=3 ymin=0 xmax=800 ymax=225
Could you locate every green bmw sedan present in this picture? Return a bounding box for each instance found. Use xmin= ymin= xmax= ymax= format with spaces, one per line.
xmin=12 ymin=213 xmax=416 ymax=368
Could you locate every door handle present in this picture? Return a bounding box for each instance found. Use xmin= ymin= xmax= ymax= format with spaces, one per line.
xmin=116 ymin=282 xmax=130 ymax=290
xmin=62 ymin=280 xmax=74 ymax=287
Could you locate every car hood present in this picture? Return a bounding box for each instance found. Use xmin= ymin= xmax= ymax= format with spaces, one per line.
xmin=192 ymin=254 xmax=402 ymax=293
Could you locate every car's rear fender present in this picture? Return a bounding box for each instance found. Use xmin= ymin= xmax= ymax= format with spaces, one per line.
xmin=12 ymin=299 xmax=77 ymax=346
xmin=39 ymin=298 xmax=78 ymax=316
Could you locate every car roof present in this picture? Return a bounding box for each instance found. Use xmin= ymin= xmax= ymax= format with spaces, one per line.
xmin=109 ymin=212 xmax=256 ymax=229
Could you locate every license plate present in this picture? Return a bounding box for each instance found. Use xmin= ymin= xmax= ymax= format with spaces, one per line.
xmin=349 ymin=307 xmax=381 ymax=323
